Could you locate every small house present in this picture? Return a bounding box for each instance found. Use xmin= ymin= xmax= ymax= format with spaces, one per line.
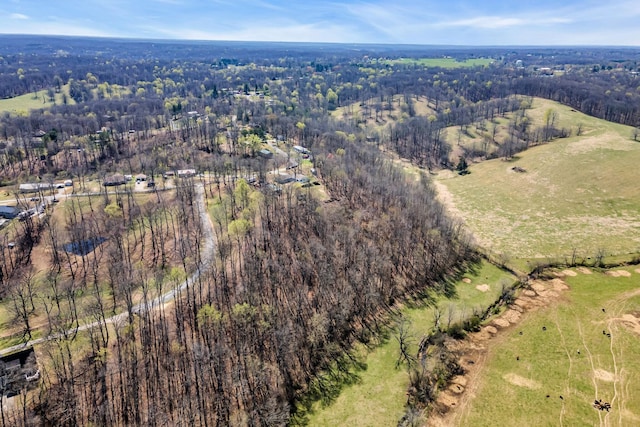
xmin=258 ymin=149 xmax=273 ymax=159
xmin=275 ymin=174 xmax=295 ymax=185
xmin=19 ymin=183 xmax=53 ymax=193
xmin=293 ymin=145 xmax=311 ymax=155
xmin=103 ymin=174 xmax=126 ymax=187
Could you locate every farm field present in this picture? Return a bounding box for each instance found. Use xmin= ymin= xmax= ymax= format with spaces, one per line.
xmin=381 ymin=58 xmax=494 ymax=68
xmin=435 ymin=98 xmax=640 ymax=262
xmin=306 ymin=261 xmax=516 ymax=426
xmin=0 ymin=84 xmax=74 ymax=113
xmin=451 ymin=266 xmax=640 ymax=427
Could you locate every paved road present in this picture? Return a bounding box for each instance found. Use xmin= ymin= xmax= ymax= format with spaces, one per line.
xmin=0 ymin=184 xmax=215 ymax=357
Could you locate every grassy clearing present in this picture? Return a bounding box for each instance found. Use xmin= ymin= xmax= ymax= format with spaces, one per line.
xmin=382 ymin=58 xmax=494 ymax=68
xmin=436 ymin=98 xmax=640 ymax=261
xmin=458 ymin=267 xmax=640 ymax=426
xmin=0 ymin=84 xmax=74 ymax=113
xmin=306 ymin=261 xmax=516 ymax=426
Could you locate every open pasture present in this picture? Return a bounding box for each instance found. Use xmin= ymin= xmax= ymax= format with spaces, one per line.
xmin=382 ymin=58 xmax=494 ymax=68
xmin=454 ymin=267 xmax=640 ymax=427
xmin=0 ymin=84 xmax=74 ymax=113
xmin=436 ymin=98 xmax=640 ymax=261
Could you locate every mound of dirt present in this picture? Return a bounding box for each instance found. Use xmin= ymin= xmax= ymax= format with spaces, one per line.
xmin=577 ymin=267 xmax=592 ymax=274
xmin=502 ymin=310 xmax=522 ymax=324
xmin=550 ymin=278 xmax=569 ymax=291
xmin=561 ymin=269 xmax=578 ymax=277
xmin=476 ymin=284 xmax=490 ymax=292
xmin=462 ymin=278 xmax=472 ymax=284
xmin=530 ymin=281 xmax=547 ymax=293
xmin=484 ymin=325 xmax=498 ymax=335
xmin=492 ymin=318 xmax=511 ymax=328
xmin=607 ymin=270 xmax=632 ymax=277
xmin=619 ymin=313 xmax=640 ymax=336
xmin=593 ymin=369 xmax=615 ymax=382
xmin=503 ymin=373 xmax=542 ymax=389
xmin=449 ymin=383 xmax=465 ymax=395
xmin=451 ymin=376 xmax=467 ymax=387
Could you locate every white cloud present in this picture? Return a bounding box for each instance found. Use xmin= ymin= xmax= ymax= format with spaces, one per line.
xmin=438 ymin=16 xmax=523 ymax=29
xmin=10 ymin=13 xmax=29 ymax=20
xmin=139 ymin=21 xmax=365 ymax=43
xmin=437 ymin=15 xmax=572 ymax=30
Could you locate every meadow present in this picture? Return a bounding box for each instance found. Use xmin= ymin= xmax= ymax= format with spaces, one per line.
xmin=0 ymin=84 xmax=74 ymax=113
xmin=436 ymin=98 xmax=640 ymax=263
xmin=382 ymin=58 xmax=494 ymax=68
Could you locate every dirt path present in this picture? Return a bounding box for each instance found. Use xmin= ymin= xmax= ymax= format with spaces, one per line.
xmin=553 ymin=309 xmax=571 ymax=427
xmin=0 ymin=184 xmax=215 ymax=357
xmin=576 ymin=317 xmax=603 ymax=426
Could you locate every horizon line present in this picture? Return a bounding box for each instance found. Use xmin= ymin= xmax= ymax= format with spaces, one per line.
xmin=1 ymin=33 xmax=639 ymax=49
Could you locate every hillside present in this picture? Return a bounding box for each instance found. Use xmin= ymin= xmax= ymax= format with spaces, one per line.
xmin=435 ymin=98 xmax=640 ymax=263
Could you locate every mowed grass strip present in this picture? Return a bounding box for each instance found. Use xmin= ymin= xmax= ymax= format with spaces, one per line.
xmin=458 ymin=267 xmax=640 ymax=426
xmin=437 ymin=98 xmax=640 ymax=260
xmin=306 ymin=261 xmax=515 ymax=426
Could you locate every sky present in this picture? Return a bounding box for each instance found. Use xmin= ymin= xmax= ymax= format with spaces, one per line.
xmin=1 ymin=0 xmax=639 ymax=45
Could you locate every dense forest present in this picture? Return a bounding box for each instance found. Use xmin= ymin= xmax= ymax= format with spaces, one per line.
xmin=1 ymin=36 xmax=640 ymax=426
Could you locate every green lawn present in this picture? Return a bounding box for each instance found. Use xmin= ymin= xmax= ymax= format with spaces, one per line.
xmin=437 ymin=98 xmax=640 ymax=262
xmin=306 ymin=261 xmax=516 ymax=426
xmin=0 ymin=84 xmax=74 ymax=113
xmin=459 ymin=267 xmax=640 ymax=426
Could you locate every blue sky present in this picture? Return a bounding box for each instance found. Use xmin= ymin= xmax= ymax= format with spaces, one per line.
xmin=1 ymin=0 xmax=639 ymax=45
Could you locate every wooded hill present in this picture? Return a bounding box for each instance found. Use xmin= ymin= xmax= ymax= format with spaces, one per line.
xmin=1 ymin=37 xmax=640 ymax=426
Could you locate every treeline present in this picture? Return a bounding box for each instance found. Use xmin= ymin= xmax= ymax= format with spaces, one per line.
xmin=511 ymin=69 xmax=640 ymax=126
xmin=386 ymin=96 xmax=525 ymax=167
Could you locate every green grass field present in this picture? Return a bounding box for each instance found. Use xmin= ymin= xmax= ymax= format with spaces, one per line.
xmin=458 ymin=267 xmax=640 ymax=426
xmin=0 ymin=84 xmax=74 ymax=113
xmin=437 ymin=98 xmax=640 ymax=261
xmin=306 ymin=261 xmax=516 ymax=426
xmin=383 ymin=58 xmax=494 ymax=68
